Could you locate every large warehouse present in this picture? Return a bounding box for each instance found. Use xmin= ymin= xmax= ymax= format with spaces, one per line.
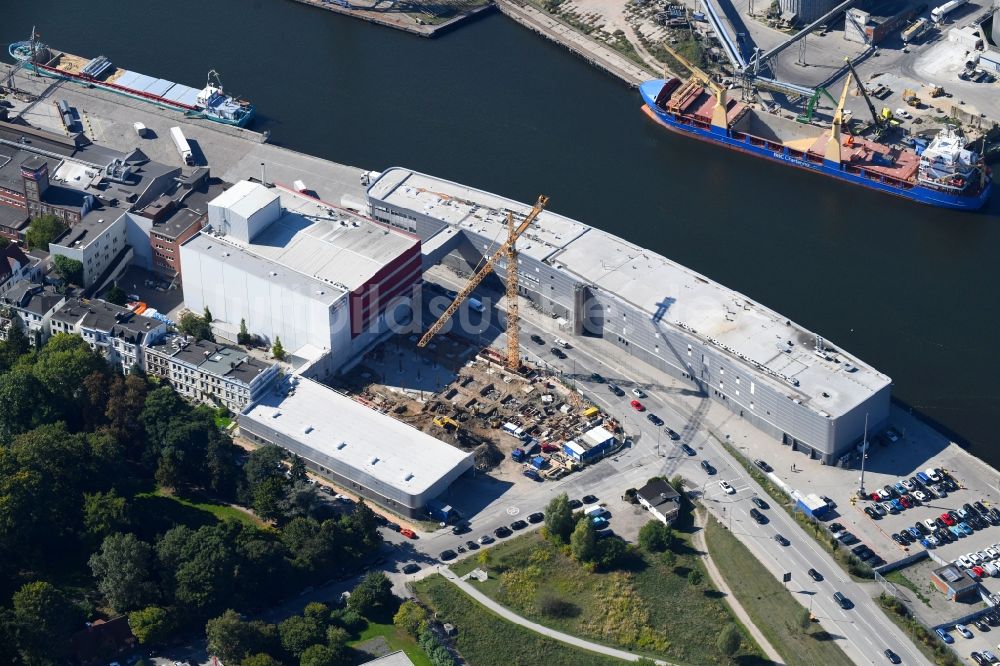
xmin=180 ymin=182 xmax=422 ymax=376
xmin=240 ymin=377 xmax=475 ymax=517
xmin=367 ymin=168 xmax=892 ymax=465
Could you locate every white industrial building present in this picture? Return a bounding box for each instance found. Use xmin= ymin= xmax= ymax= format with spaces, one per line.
xmin=240 ymin=377 xmax=475 ymax=517
xmin=180 ymin=182 xmax=422 ymax=377
xmin=367 ymin=167 xmax=893 ymax=466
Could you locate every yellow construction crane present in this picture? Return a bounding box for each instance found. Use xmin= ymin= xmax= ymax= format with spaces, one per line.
xmin=823 ymin=70 xmax=853 ymax=165
xmin=417 ymin=195 xmax=550 ymax=371
xmin=660 ymin=41 xmax=729 ymax=131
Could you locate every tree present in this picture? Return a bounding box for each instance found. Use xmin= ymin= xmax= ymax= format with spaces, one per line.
xmin=393 ymin=600 xmax=430 ymax=637
xmin=12 ymin=581 xmax=81 ymax=662
xmin=687 ymin=569 xmax=704 ymax=586
xmin=206 ymin=609 xmax=276 ymax=664
xmin=290 ymin=455 xmax=308 ymax=483
xmin=238 ymin=318 xmax=251 ymax=345
xmin=347 ymin=572 xmax=396 ymax=622
xmin=595 ymin=535 xmax=628 ymax=570
xmin=178 ymin=311 xmax=213 ymax=341
xmin=570 ymin=516 xmax=597 ymax=563
xmin=24 ymin=214 xmax=67 ymax=250
xmin=83 ymin=489 xmax=130 ymax=540
xmin=243 ymin=655 xmax=283 ymax=666
xmin=544 ymin=493 xmax=574 ymax=543
xmin=797 ymin=607 xmax=812 ymax=630
xmin=661 ymin=550 xmax=677 ymax=568
xmin=0 ymin=367 xmax=57 ymax=442
xmin=104 ymin=285 xmax=128 ymax=306
xmin=637 ymin=520 xmax=673 ymax=552
xmin=300 ymin=644 xmax=340 ymax=666
xmin=253 ymin=476 xmax=288 ymax=522
xmin=717 ymin=623 xmax=742 ymax=659
xmin=203 ymin=306 xmax=213 ymax=323
xmin=89 ymin=532 xmax=159 ymax=613
xmin=0 ymin=235 xmax=7 ymax=248
xmin=53 ymin=254 xmax=84 ymax=285
xmin=272 ymin=336 xmax=285 ymax=360
xmin=278 ymin=615 xmax=324 ymax=657
xmin=128 ymin=605 xmax=175 ymax=645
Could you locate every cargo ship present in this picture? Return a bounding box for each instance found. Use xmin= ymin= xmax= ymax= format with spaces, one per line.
xmin=639 ymin=77 xmax=991 ymax=211
xmin=8 ymin=30 xmax=255 ymax=127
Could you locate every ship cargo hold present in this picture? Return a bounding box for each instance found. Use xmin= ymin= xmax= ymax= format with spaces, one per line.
xmin=9 ymin=32 xmax=254 ymax=128
xmin=639 ymin=77 xmax=991 ymax=210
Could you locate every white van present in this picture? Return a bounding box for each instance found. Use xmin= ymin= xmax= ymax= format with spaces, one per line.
xmin=554 ymin=338 xmax=570 ymax=349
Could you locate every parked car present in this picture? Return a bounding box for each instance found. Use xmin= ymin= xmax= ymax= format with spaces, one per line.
xmin=493 ymin=526 xmax=512 ymax=538
xmin=956 ymin=623 xmax=974 ymax=639
xmin=568 ymin=498 xmax=583 ymax=510
xmin=440 ymin=549 xmax=457 ymax=561
xmin=530 ymin=334 xmax=545 ymax=345
xmin=754 ymin=459 xmax=772 ymax=472
xmin=646 ymin=414 xmax=664 ymax=426
xmin=719 ymin=480 xmax=736 ymax=495
xmin=582 ymin=495 xmax=599 ymax=504
xmin=510 ymin=519 xmax=528 ymax=530
xmin=400 ymin=528 xmax=417 ymax=539
xmin=527 ymin=512 xmax=545 ymax=524
xmin=680 ymin=443 xmax=695 ymax=456
xmin=751 ymin=496 xmax=769 ymax=510
xmin=607 ymin=383 xmax=625 ymax=397
xmin=402 ymin=563 xmax=421 ymax=574
xmin=913 ymin=490 xmax=927 ymax=502
xmin=750 ymin=508 xmax=767 ymax=524
xmin=590 ymin=372 xmax=605 ymax=384
xmin=666 ymin=428 xmax=681 ymax=441
xmin=550 ymin=347 xmax=567 ymax=359
xmin=478 ymin=534 xmax=495 ymax=545
xmin=935 ymin=627 xmax=954 ymax=644
xmin=865 ymin=507 xmax=880 ymax=520
xmin=701 ymin=460 xmax=716 ymax=475
xmin=630 ymin=400 xmax=645 ymax=412
xmin=631 ymin=388 xmax=646 ymax=398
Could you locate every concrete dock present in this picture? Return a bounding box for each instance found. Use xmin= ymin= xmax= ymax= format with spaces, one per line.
xmin=1 ymin=63 xmax=367 ymax=204
xmin=495 ymin=0 xmax=653 ymax=87
xmin=285 ymin=0 xmax=494 ymax=37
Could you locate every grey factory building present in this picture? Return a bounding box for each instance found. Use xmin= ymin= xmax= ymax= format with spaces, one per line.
xmin=240 ymin=377 xmax=475 ymax=517
xmin=366 ymin=167 xmax=891 ymax=465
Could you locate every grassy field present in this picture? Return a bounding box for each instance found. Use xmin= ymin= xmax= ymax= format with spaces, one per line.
xmin=133 ymin=487 xmax=263 ymax=537
xmin=348 ymin=621 xmax=433 ymax=666
xmin=413 ymin=574 xmax=628 ymax=666
xmin=449 ymin=529 xmax=764 ymax=664
xmin=703 ymin=514 xmax=855 ymax=666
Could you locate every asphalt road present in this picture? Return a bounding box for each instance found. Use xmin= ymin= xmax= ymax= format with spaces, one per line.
xmin=417 ymin=273 xmax=932 ymax=666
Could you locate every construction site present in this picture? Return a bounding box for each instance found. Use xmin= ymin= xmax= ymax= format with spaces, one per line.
xmin=333 ymin=328 xmax=621 ymax=480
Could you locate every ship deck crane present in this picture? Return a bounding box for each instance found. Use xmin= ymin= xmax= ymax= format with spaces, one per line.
xmin=660 ymin=42 xmax=730 ymax=131
xmin=417 ymin=195 xmax=550 ymax=371
xmin=823 ymin=70 xmax=853 ymax=165
xmin=842 ymin=57 xmax=887 ymax=135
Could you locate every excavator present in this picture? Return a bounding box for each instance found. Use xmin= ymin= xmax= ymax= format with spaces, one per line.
xmin=843 ymin=57 xmax=891 ymax=139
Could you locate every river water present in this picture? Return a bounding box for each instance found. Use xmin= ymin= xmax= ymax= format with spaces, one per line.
xmin=6 ymin=0 xmax=1000 ymax=461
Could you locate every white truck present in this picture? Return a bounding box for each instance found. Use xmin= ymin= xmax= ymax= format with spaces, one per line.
xmin=169 ymin=126 xmax=194 ymax=166
xmin=931 ymin=0 xmax=967 ymax=23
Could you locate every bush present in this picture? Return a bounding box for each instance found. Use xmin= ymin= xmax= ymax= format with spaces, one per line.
xmin=637 ymin=520 xmax=673 ymax=552
xmin=537 ymin=592 xmax=579 ymax=618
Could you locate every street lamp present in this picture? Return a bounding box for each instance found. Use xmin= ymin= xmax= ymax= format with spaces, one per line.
xmin=858 ymin=412 xmax=869 ymax=498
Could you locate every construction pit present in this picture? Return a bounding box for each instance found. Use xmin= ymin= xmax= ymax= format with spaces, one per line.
xmin=333 ymin=332 xmax=622 ymax=480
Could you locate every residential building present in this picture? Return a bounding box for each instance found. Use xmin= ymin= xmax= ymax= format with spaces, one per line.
xmin=0 ymin=243 xmax=39 ymax=297
xmin=144 ymin=334 xmax=280 ymax=412
xmin=240 ymin=377 xmax=474 ymax=518
xmin=48 ymin=209 xmax=128 ymax=288
xmin=180 ymin=181 xmax=421 ymax=377
xmin=50 ymin=298 xmax=167 ymax=373
xmin=0 ymin=282 xmax=67 ymax=346
xmin=636 ymin=478 xmax=682 ymax=525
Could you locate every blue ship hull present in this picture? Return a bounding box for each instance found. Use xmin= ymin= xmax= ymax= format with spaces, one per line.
xmin=639 ymin=80 xmax=991 ymax=211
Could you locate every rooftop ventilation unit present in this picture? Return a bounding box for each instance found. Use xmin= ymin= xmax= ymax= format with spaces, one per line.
xmin=303 ymin=425 xmax=313 ymax=434
xmin=272 ymin=410 xmax=281 ymax=418
xmin=370 ymin=457 xmax=380 ymax=465
xmin=336 ymin=441 xmax=347 ymax=450
xmin=403 ymin=472 xmax=414 ymax=482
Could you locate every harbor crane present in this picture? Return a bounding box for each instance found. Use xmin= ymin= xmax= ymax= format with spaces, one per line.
xmin=417 ymin=195 xmax=550 ymax=371
xmin=843 ymin=57 xmax=889 ymax=137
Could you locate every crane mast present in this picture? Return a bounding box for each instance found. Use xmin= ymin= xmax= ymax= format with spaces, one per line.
xmin=417 ymin=195 xmax=550 ymax=372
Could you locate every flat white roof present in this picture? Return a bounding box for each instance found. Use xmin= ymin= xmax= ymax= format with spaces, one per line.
xmin=583 ymin=425 xmax=615 ymax=446
xmin=210 ymin=180 xmax=279 ymax=220
xmin=205 ymin=184 xmax=419 ymax=292
xmin=564 ymin=441 xmax=587 ymax=456
xmin=369 ymin=168 xmax=891 ymax=418
xmin=368 ymin=168 xmax=588 ymax=261
xmin=243 ymin=378 xmax=473 ymax=496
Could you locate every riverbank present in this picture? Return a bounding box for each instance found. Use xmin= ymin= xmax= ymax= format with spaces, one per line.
xmin=284 ymin=0 xmax=494 ymax=37
xmin=495 ymin=0 xmax=654 ymax=86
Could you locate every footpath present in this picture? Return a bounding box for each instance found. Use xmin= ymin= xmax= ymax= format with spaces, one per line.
xmin=494 ymin=0 xmax=653 ymax=87
xmin=691 ymin=509 xmax=785 ymax=664
xmin=438 ymin=566 xmax=670 ymax=664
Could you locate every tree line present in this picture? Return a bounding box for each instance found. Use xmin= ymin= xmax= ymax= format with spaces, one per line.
xmin=0 ymin=330 xmax=382 ymax=664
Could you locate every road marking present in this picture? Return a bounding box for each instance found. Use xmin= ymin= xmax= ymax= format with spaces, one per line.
xmin=506 ymin=506 xmax=520 ymax=516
